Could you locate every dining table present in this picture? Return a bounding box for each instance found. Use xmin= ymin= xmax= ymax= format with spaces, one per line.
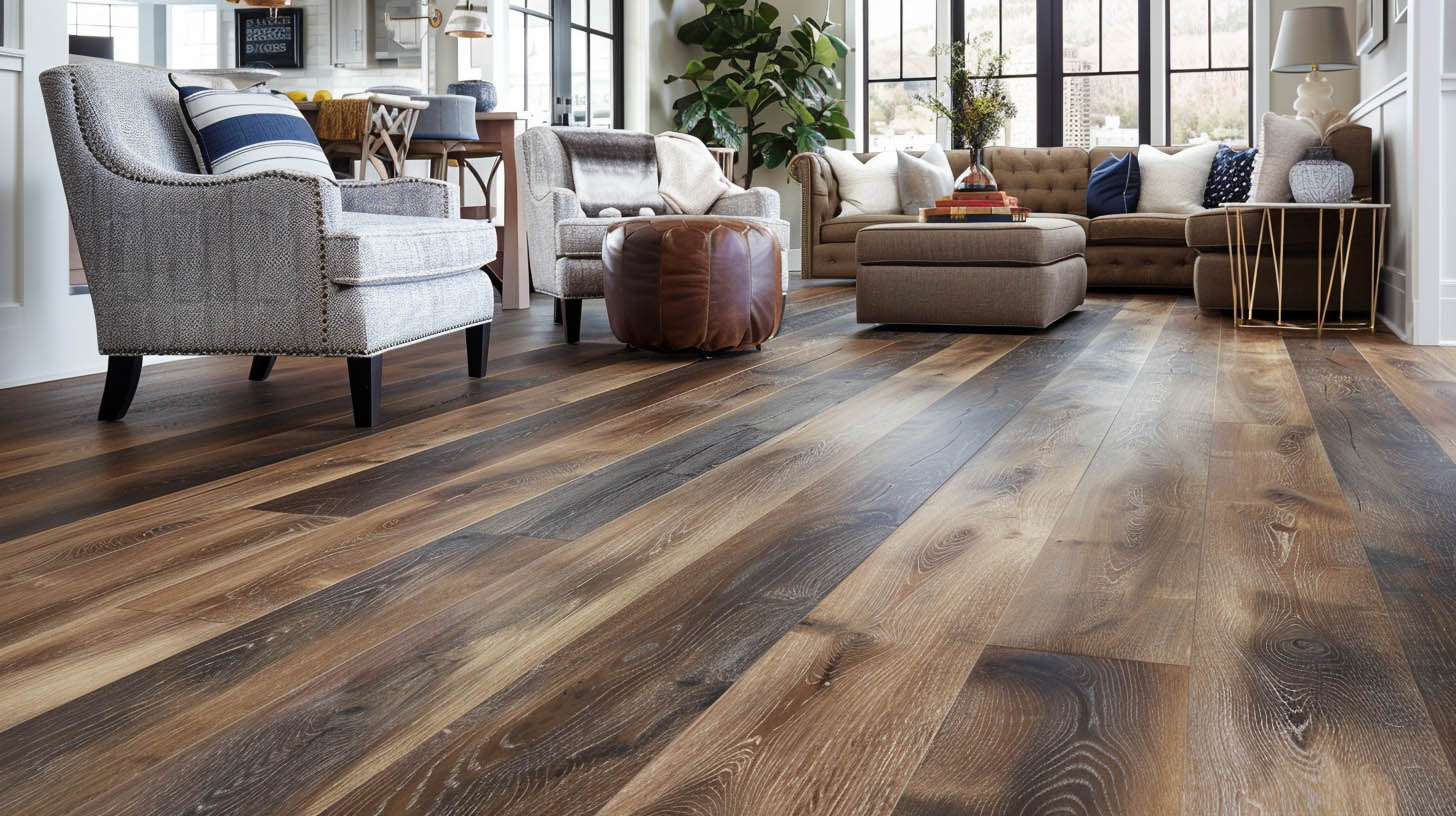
xmin=297 ymin=103 xmax=533 ymax=311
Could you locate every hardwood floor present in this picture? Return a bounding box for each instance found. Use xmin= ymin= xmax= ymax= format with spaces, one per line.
xmin=2 ymin=282 xmax=1455 ymax=815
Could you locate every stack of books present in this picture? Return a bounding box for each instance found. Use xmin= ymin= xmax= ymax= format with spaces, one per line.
xmin=918 ymin=191 xmax=1031 ymax=224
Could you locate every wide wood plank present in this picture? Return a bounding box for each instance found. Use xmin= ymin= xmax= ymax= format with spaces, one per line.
xmin=1213 ymin=323 xmax=1315 ymax=426
xmin=1355 ymin=336 xmax=1456 ymax=464
xmin=989 ymin=300 xmax=1218 ymax=665
xmin=1184 ymin=421 xmax=1456 ymax=813
xmin=319 ymin=310 xmax=1123 ymax=816
xmin=1286 ymin=335 xmax=1456 ymax=772
xmin=592 ymin=298 xmax=1177 ymax=816
xmin=891 ymin=647 xmax=1188 ymax=816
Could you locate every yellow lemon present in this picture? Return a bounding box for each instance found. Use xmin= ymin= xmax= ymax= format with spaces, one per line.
xmin=312 ymin=90 xmax=333 ymax=102
xmin=284 ymin=90 xmax=308 ymax=103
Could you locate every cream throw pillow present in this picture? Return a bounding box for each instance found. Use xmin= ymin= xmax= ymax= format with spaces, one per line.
xmin=1248 ymin=112 xmax=1321 ymax=203
xmin=1136 ymin=142 xmax=1219 ymax=214
xmin=824 ymin=146 xmax=900 ymax=216
xmin=896 ymin=144 xmax=955 ymax=215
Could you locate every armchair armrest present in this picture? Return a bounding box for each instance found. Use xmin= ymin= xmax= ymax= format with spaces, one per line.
xmin=708 ymin=187 xmax=780 ymax=219
xmin=64 ymin=167 xmax=346 ymax=355
xmin=546 ymin=186 xmax=587 ymax=220
xmin=340 ymin=177 xmax=458 ymax=219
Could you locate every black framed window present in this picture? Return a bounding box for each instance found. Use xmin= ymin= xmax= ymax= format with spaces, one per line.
xmin=1058 ymin=0 xmax=1149 ymax=147
xmin=864 ymin=0 xmax=939 ymax=151
xmin=506 ymin=0 xmax=622 ymax=129
xmin=567 ymin=0 xmax=620 ymax=128
xmin=864 ymin=0 xmax=1242 ymax=147
xmin=961 ymin=0 xmax=1039 ymax=147
xmin=1167 ymin=0 xmax=1251 ymax=144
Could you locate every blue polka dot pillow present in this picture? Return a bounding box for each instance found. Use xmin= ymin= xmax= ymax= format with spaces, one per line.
xmin=170 ymin=74 xmax=334 ymax=179
xmin=1203 ymin=145 xmax=1257 ymax=208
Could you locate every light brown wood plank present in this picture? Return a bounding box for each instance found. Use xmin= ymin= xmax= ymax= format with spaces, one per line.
xmin=593 ymin=297 xmax=1177 ymax=816
xmin=1355 ymin=337 xmax=1456 ymax=464
xmin=892 ymin=647 xmax=1187 ymax=816
xmin=989 ymin=301 xmax=1218 ymax=665
xmin=1183 ymin=421 xmax=1456 ymax=813
xmin=1214 ymin=323 xmax=1315 ymax=425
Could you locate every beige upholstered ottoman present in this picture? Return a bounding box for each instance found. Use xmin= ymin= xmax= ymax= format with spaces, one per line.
xmin=855 ymin=219 xmax=1088 ymax=328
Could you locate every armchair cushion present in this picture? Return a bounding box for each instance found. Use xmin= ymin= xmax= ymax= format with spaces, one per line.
xmin=325 ymin=212 xmax=496 ymax=286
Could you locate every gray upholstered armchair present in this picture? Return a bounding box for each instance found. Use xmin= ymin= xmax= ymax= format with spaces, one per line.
xmin=40 ymin=62 xmax=496 ymax=427
xmin=517 ymin=126 xmax=788 ymax=343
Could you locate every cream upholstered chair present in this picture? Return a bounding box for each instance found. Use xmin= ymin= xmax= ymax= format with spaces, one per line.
xmin=516 ymin=126 xmax=788 ymax=343
xmin=40 ymin=62 xmax=497 ymax=427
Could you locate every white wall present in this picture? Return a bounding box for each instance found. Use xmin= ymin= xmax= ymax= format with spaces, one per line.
xmin=0 ymin=0 xmax=109 ymax=389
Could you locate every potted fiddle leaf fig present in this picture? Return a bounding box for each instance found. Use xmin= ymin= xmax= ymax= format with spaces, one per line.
xmin=666 ymin=0 xmax=853 ymax=186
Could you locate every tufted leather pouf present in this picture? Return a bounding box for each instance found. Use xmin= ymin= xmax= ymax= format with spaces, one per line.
xmin=602 ymin=216 xmax=783 ymax=353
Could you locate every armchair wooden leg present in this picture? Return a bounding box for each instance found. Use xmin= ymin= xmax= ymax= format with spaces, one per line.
xmin=347 ymin=355 xmax=383 ymax=428
xmin=97 ymin=355 xmax=143 ymax=422
xmin=553 ymin=297 xmax=564 ymax=325
xmin=563 ymin=299 xmax=582 ymax=344
xmin=466 ymin=323 xmax=491 ymax=378
xmin=248 ymin=355 xmax=277 ymax=381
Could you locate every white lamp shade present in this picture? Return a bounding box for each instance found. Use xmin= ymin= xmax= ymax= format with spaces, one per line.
xmin=445 ymin=4 xmax=492 ymax=38
xmin=1272 ymin=6 xmax=1357 ymax=72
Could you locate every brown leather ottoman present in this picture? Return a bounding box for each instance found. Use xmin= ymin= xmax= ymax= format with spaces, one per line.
xmin=602 ymin=216 xmax=783 ymax=353
xmin=856 ymin=219 xmax=1087 ymax=328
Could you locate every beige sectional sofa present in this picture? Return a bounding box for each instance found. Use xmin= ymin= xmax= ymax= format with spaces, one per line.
xmin=788 ymin=129 xmax=1373 ymax=303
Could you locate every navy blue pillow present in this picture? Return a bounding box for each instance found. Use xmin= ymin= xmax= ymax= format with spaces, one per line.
xmin=1086 ymin=152 xmax=1140 ymax=217
xmin=1203 ymin=144 xmax=1258 ymax=208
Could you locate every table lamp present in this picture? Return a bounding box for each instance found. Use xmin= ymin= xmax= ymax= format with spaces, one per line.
xmin=1271 ymin=6 xmax=1358 ymax=134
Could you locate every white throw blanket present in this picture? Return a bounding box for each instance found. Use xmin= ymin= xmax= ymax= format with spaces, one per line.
xmin=655 ymin=131 xmax=743 ymax=214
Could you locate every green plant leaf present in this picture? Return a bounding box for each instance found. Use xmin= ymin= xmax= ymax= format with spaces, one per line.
xmin=812 ymin=31 xmax=838 ymax=66
xmin=708 ymin=108 xmax=745 ymax=149
xmin=679 ymin=97 xmax=708 ymax=131
xmin=758 ymin=2 xmax=778 ymax=24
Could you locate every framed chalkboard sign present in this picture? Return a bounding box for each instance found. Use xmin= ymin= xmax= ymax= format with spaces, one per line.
xmin=235 ymin=8 xmax=304 ymax=69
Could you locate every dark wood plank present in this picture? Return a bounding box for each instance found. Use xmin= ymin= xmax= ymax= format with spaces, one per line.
xmin=1355 ymin=336 xmax=1456 ymax=463
xmin=319 ymin=322 xmax=1115 ymax=816
xmin=989 ymin=300 xmax=1218 ymax=665
xmin=1287 ymin=334 xmax=1456 ymax=772
xmin=1185 ymin=421 xmax=1456 ymax=813
xmin=891 ymin=647 xmax=1188 ymax=816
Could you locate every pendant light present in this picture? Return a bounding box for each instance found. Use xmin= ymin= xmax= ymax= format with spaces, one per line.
xmin=445 ymin=1 xmax=492 ymax=38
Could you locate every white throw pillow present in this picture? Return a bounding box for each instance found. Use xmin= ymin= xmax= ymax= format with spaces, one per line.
xmin=1136 ymin=142 xmax=1220 ymax=214
xmin=824 ymin=146 xmax=900 ymax=216
xmin=896 ymin=144 xmax=955 ymax=215
xmin=1248 ymin=112 xmax=1322 ymax=203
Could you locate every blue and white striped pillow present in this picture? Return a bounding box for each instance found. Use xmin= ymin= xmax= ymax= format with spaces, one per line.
xmin=171 ymin=75 xmax=334 ymax=179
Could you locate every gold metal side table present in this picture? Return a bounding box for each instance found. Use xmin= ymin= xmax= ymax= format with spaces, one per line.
xmin=1221 ymin=202 xmax=1389 ymax=335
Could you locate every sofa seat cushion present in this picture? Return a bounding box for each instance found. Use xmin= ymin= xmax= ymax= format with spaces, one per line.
xmin=562 ymin=215 xmax=789 ymax=258
xmin=1030 ymin=212 xmax=1090 ymax=238
xmin=324 ymin=212 xmax=497 ymax=286
xmin=821 ymin=213 xmax=917 ymax=244
xmin=1088 ymin=212 xmax=1188 ymax=245
xmin=857 ymin=219 xmax=1086 ymax=267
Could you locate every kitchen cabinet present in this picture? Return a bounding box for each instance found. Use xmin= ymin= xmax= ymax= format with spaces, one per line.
xmin=330 ymin=0 xmax=372 ymax=68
